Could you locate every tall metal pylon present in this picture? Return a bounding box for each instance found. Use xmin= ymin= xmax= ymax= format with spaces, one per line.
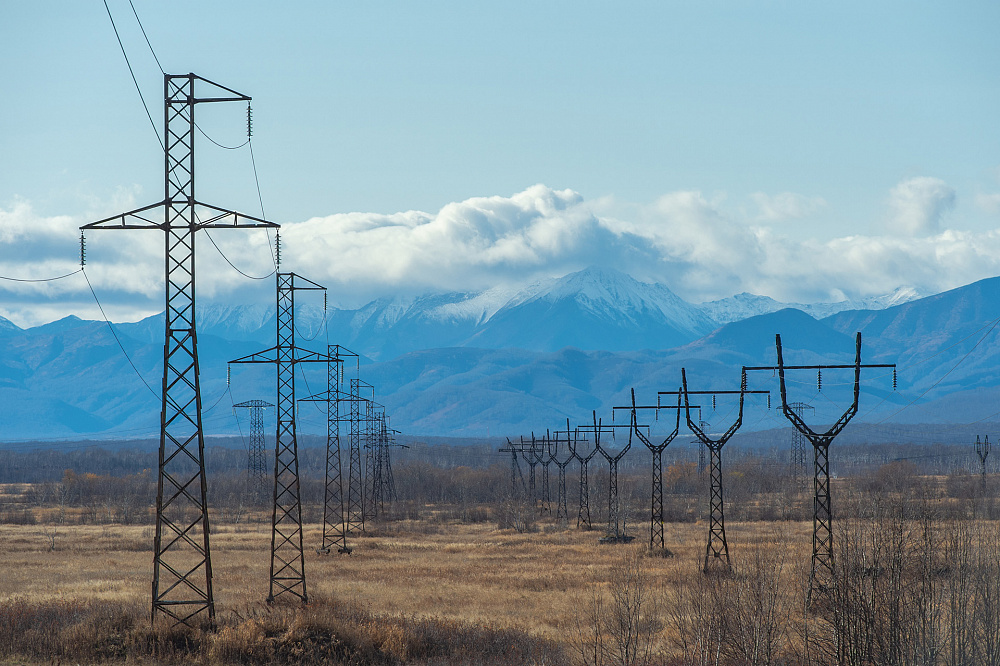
xmin=520 ymin=434 xmax=543 ymax=504
xmin=300 ymin=344 xmax=357 ymax=555
xmin=82 ymin=73 xmax=278 ymax=626
xmin=234 ymin=400 xmax=273 ymax=491
xmin=346 ymin=379 xmax=373 ymax=533
xmin=679 ymin=369 xmax=767 ymax=573
xmin=977 ymin=435 xmax=991 ymax=491
xmin=367 ymin=403 xmax=387 ymax=520
xmin=230 ymin=273 xmax=337 ymax=604
xmin=747 ymin=332 xmax=895 ymax=602
xmin=569 ymin=428 xmax=598 ymax=528
xmin=583 ymin=413 xmax=634 ymax=543
xmin=617 ymin=389 xmax=686 ymax=550
xmin=499 ymin=438 xmax=529 ymax=498
xmin=551 ymin=422 xmax=577 ymax=523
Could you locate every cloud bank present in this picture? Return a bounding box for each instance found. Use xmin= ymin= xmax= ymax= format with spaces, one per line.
xmin=3 ymin=177 xmax=1000 ymax=326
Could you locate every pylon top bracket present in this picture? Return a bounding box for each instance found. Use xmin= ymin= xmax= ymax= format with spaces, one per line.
xmin=82 ymin=200 xmax=278 ymax=230
xmin=167 ymin=73 xmax=251 ymax=104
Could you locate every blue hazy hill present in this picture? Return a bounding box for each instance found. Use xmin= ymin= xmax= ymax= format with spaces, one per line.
xmin=1 ymin=270 xmax=999 ymax=440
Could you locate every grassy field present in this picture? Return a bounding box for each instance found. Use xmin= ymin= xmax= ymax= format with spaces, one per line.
xmin=0 ymin=511 xmax=819 ymax=665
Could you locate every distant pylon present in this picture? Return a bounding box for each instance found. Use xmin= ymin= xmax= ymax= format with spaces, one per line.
xmin=234 ymin=400 xmax=273 ymax=490
xmin=230 ymin=273 xmax=338 ymax=604
xmin=786 ymin=402 xmax=814 ymax=481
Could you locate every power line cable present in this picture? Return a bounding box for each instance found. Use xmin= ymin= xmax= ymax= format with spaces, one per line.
xmin=81 ymin=268 xmax=159 ymax=400
xmin=0 ymin=269 xmax=82 ymax=283
xmin=202 ymin=227 xmax=276 ymax=281
xmin=127 ymin=0 xmax=163 ymax=74
xmin=102 ymin=0 xmax=163 ymax=152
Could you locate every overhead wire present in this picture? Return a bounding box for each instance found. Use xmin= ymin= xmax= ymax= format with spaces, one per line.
xmin=81 ymin=268 xmax=159 ymax=400
xmin=102 ymin=0 xmax=163 ymax=152
xmin=0 ymin=269 xmax=83 ymax=283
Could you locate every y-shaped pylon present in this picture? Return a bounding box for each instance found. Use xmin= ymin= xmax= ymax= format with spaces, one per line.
xmin=681 ymin=368 xmax=762 ymax=573
xmin=630 ymin=388 xmax=682 ymax=550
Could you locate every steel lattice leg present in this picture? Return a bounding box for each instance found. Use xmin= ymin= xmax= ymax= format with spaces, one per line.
xmin=809 ymin=442 xmax=834 ymax=602
xmin=704 ymin=446 xmax=730 ymax=572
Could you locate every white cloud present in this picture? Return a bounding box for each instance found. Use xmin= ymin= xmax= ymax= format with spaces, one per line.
xmin=886 ymin=176 xmax=956 ymax=236
xmin=751 ymin=192 xmax=826 ymax=221
xmin=975 ymin=192 xmax=1000 ymax=215
xmin=7 ymin=182 xmax=1000 ymax=325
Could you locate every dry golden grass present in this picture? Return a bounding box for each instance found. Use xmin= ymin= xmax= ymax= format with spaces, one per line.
xmin=0 ymin=511 xmax=815 ymax=663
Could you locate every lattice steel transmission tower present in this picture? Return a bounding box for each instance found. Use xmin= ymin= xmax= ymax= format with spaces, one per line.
xmin=579 ymin=413 xmax=634 ymax=543
xmin=569 ymin=428 xmax=598 ymax=529
xmin=551 ymin=421 xmax=577 ymax=523
xmin=747 ymin=332 xmax=895 ymax=603
xmin=786 ymin=402 xmax=814 ymax=481
xmin=346 ymin=379 xmax=373 ymax=533
xmin=618 ymin=389 xmax=685 ymax=550
xmin=976 ymin=435 xmax=990 ymax=491
xmin=81 ymin=73 xmax=278 ymax=626
xmin=500 ymin=437 xmax=529 ymax=498
xmin=680 ymin=369 xmax=767 ymax=573
xmin=234 ymin=400 xmax=273 ymax=491
xmin=300 ymin=344 xmax=357 ymax=555
xmin=230 ymin=273 xmax=337 ymax=604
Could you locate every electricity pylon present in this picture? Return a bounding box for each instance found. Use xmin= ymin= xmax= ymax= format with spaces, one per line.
xmin=230 ymin=273 xmax=338 ymax=604
xmin=569 ymin=428 xmax=598 ymax=529
xmin=679 ymin=368 xmax=767 ymax=573
xmin=977 ymin=435 xmax=991 ymax=491
xmin=347 ymin=379 xmax=374 ymax=533
xmin=500 ymin=437 xmax=530 ymax=498
xmin=785 ymin=402 xmax=814 ymax=481
xmin=747 ymin=332 xmax=895 ymax=603
xmin=299 ymin=344 xmax=358 ymax=555
xmin=233 ymin=400 xmax=273 ymax=491
xmin=616 ymin=389 xmax=687 ymax=550
xmin=580 ymin=413 xmax=634 ymax=543
xmin=81 ymin=73 xmax=278 ymax=626
xmin=550 ymin=422 xmax=577 ymax=524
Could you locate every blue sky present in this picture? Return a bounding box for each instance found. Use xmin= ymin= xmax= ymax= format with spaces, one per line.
xmin=2 ymin=1 xmax=1000 ymax=325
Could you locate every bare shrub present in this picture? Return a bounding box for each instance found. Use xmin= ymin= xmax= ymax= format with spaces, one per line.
xmin=574 ymin=549 xmax=660 ymax=666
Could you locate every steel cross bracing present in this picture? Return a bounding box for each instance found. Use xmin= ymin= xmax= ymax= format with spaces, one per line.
xmin=746 ymin=332 xmax=895 ymax=603
xmin=568 ymin=429 xmax=598 ymax=529
xmin=81 ymin=73 xmax=278 ymax=627
xmin=675 ymin=368 xmax=767 ymax=573
xmin=347 ymin=379 xmax=374 ymax=533
xmin=230 ymin=272 xmax=338 ymax=604
xmin=299 ymin=344 xmax=358 ymax=556
xmin=233 ymin=400 xmax=273 ymax=491
xmin=612 ymin=389 xmax=688 ymax=551
xmin=579 ymin=413 xmax=634 ymax=543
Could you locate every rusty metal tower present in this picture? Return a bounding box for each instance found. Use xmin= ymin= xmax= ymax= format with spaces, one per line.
xmin=81 ymin=73 xmax=278 ymax=626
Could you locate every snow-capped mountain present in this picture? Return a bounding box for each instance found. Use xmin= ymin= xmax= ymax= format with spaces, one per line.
xmin=3 ymin=270 xmax=1000 ymax=440
xmin=700 ymin=286 xmax=925 ymax=325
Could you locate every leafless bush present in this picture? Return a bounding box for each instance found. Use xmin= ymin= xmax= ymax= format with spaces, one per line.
xmin=574 ymin=549 xmax=660 ymax=666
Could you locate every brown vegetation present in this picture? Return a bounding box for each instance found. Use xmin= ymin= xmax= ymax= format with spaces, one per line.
xmin=0 ymin=442 xmax=997 ymax=664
